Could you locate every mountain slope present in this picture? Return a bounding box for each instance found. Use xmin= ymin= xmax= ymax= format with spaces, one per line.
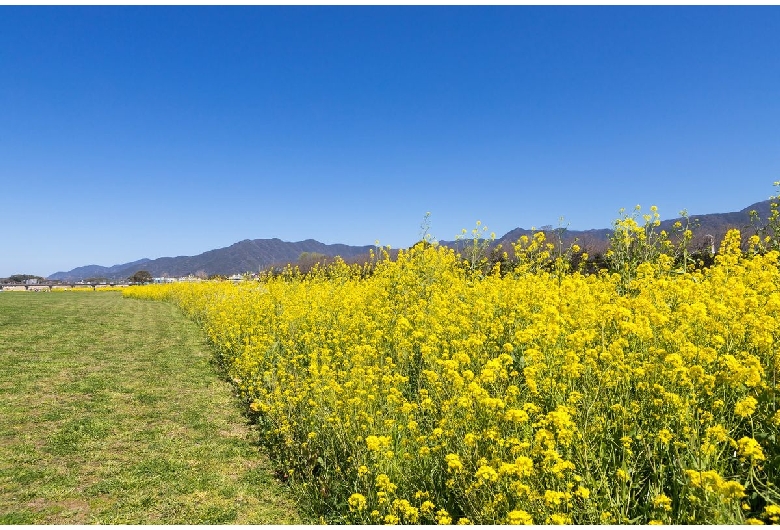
xmin=48 ymin=258 xmax=153 ymax=282
xmin=48 ymin=239 xmax=373 ymax=281
xmin=48 ymin=199 xmax=774 ymax=281
xmin=442 ymin=200 xmax=773 ymax=257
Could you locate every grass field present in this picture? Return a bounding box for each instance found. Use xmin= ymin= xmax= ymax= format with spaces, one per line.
xmin=0 ymin=291 xmax=304 ymax=524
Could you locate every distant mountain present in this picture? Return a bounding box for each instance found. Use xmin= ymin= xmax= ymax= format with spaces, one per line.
xmin=48 ymin=200 xmax=775 ymax=281
xmin=48 ymin=239 xmax=373 ymax=281
xmin=442 ymin=199 xmax=774 ymax=257
xmin=48 ymin=258 xmax=153 ymax=282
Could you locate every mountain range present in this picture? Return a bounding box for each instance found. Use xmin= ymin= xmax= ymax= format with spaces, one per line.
xmin=48 ymin=199 xmax=774 ymax=282
xmin=48 ymin=239 xmax=374 ymax=282
xmin=491 ymin=199 xmax=773 ymax=256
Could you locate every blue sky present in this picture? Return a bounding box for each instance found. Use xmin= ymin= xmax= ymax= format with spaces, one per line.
xmin=2 ymin=6 xmax=779 ymax=278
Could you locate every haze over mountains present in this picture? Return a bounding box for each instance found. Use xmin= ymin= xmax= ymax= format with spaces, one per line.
xmin=48 ymin=200 xmax=774 ymax=282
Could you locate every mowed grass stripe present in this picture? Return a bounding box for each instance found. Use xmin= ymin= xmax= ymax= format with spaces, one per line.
xmin=0 ymin=291 xmax=303 ymax=524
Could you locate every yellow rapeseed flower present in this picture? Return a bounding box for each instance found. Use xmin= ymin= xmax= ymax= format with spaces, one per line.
xmin=737 ymin=437 xmax=766 ymax=463
xmin=764 ymin=505 xmax=780 ymax=523
xmin=653 ymin=493 xmax=673 ymax=512
xmin=348 ymin=493 xmax=367 ymax=511
xmin=735 ymin=396 xmax=758 ymax=418
xmin=657 ymin=429 xmax=673 ymax=445
xmin=445 ymin=453 xmax=464 ymax=472
xmin=475 ymin=465 xmax=499 ymax=482
xmin=507 ymin=509 xmax=533 ymax=525
xmin=436 ymin=508 xmax=452 ymax=525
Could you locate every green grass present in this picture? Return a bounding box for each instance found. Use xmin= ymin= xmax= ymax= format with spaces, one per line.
xmin=0 ymin=291 xmax=305 ymax=524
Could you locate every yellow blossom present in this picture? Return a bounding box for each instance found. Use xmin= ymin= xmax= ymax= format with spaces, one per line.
xmin=657 ymin=429 xmax=673 ymax=445
xmin=735 ymin=396 xmax=758 ymax=418
xmin=435 ymin=509 xmax=452 ymax=525
xmin=737 ymin=437 xmax=766 ymax=462
xmin=653 ymin=493 xmax=673 ymax=512
xmin=445 ymin=453 xmax=463 ymax=472
xmin=475 ymin=465 xmax=499 ymax=482
xmin=507 ymin=509 xmax=533 ymax=524
xmin=348 ymin=493 xmax=367 ymax=511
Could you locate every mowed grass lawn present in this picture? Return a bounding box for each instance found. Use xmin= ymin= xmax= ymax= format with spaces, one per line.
xmin=0 ymin=291 xmax=304 ymax=524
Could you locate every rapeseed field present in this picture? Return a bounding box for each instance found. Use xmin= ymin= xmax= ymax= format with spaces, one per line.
xmin=125 ymin=207 xmax=780 ymax=524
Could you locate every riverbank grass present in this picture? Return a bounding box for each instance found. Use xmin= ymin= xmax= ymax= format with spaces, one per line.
xmin=0 ymin=291 xmax=303 ymax=524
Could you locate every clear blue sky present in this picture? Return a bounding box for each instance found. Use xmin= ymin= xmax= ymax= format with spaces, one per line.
xmin=2 ymin=6 xmax=779 ymax=278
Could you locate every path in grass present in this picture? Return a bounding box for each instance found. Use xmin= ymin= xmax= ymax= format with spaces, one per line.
xmin=0 ymin=291 xmax=304 ymax=524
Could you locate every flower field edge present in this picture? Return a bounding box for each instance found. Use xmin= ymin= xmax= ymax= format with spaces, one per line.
xmin=124 ymin=228 xmax=780 ymax=524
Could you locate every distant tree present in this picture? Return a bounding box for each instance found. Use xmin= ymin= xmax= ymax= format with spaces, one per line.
xmin=410 ymin=240 xmax=434 ymax=250
xmin=194 ymin=269 xmax=208 ymax=280
xmin=129 ymin=270 xmax=153 ymax=284
xmin=297 ymin=251 xmax=328 ymax=273
xmin=9 ymin=274 xmax=45 ymax=283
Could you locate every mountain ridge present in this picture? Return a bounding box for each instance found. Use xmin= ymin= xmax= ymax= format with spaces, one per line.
xmin=48 ymin=239 xmax=374 ymax=281
xmin=48 ymin=199 xmax=775 ymax=281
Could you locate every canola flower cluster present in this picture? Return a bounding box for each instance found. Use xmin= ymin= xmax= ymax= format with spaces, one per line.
xmin=125 ymin=222 xmax=780 ymax=524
